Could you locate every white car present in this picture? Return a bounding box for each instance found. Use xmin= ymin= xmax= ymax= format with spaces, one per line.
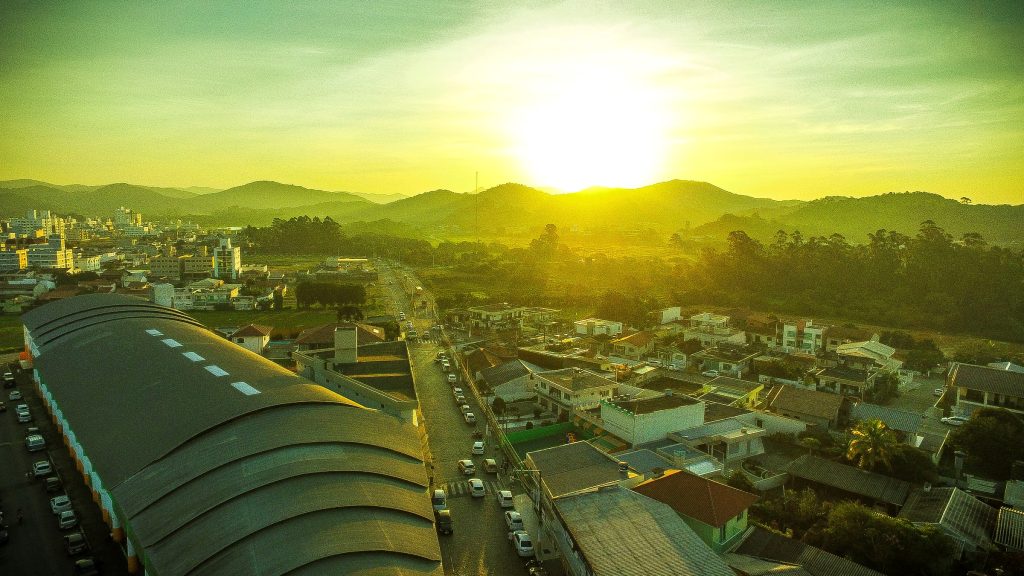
xmin=458 ymin=459 xmax=476 ymax=475
xmin=469 ymin=478 xmax=485 ymax=497
xmin=504 ymin=510 xmax=524 ymax=531
xmin=496 ymin=489 xmax=514 ymax=508
xmin=460 ymin=404 xmax=472 ymax=415
xmin=58 ymin=509 xmax=78 ymax=529
xmin=452 ymin=387 xmax=464 ymax=397
xmin=50 ymin=494 xmax=72 ymax=515
xmin=431 ymin=489 xmax=447 ymax=511
xmin=464 ymin=412 xmax=476 ymax=424
xmin=8 ymin=389 xmax=21 ymax=400
xmin=942 ymin=416 xmax=968 ymax=426
xmin=472 ymin=441 xmax=485 ymax=455
xmin=447 ymin=374 xmax=457 ymax=384
xmin=454 ymin=394 xmax=466 ymax=404
xmin=511 ymin=530 xmax=534 ymax=557
xmin=33 ymin=460 xmax=53 ymax=477
xmin=701 ymin=369 xmax=720 ymax=378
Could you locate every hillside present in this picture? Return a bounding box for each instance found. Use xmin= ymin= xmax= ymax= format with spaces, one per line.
xmin=193 ymin=181 xmax=372 ymax=211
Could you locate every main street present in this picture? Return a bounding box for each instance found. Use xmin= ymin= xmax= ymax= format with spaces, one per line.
xmin=377 ymin=261 xmax=529 ymax=576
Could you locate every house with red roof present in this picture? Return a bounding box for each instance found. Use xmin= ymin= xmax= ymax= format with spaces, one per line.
xmin=633 ymin=469 xmax=758 ymax=552
xmin=229 ymin=324 xmax=273 ymax=355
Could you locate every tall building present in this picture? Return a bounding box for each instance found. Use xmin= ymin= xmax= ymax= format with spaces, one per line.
xmin=213 ymin=238 xmax=241 ymax=280
xmin=26 ymin=235 xmax=74 ymax=270
xmin=10 ymin=209 xmax=56 ymax=236
xmin=0 ymin=248 xmax=28 ymax=272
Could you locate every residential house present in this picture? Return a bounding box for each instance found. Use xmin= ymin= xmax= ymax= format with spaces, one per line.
xmin=573 ymin=318 xmax=623 ymax=337
xmin=465 ymin=345 xmax=517 ymax=378
xmin=548 ymin=485 xmax=735 ymax=576
xmin=684 ymin=312 xmax=746 ymax=348
xmin=609 ymin=330 xmax=656 ymax=360
xmin=813 ymin=365 xmax=877 ymax=399
xmin=995 ymin=507 xmax=1024 ymax=552
xmin=743 ymin=312 xmax=779 ymax=348
xmin=702 ymin=376 xmax=765 ymax=408
xmin=837 ymin=339 xmax=903 ymax=372
xmin=651 ymin=306 xmax=681 ymax=325
xmin=779 ymin=319 xmax=828 ymax=355
xmin=900 ymin=488 xmax=997 ymax=558
xmin=825 ymin=325 xmax=876 ymax=352
xmin=728 ymin=526 xmax=885 ymax=576
xmin=949 ymin=362 xmax=1024 ymax=416
xmin=849 ymin=402 xmax=923 ymax=445
xmin=229 ymin=324 xmax=273 ymax=355
xmin=613 ymin=449 xmax=675 ymax=479
xmin=600 ymin=392 xmax=704 ymax=445
xmin=668 ymin=417 xmax=766 ymax=470
xmin=691 ymin=344 xmax=760 ymax=377
xmin=294 ymin=322 xmax=386 ymax=352
xmin=786 ymin=454 xmax=910 ymax=514
xmin=534 ymin=368 xmax=618 ymax=416
xmin=762 ymin=385 xmax=844 ymax=429
xmin=632 ymin=469 xmax=758 ymax=552
xmin=466 ymin=303 xmax=528 ymax=329
xmin=478 ymin=359 xmax=538 ymax=402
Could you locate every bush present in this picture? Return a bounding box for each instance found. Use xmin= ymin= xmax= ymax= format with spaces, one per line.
xmin=525 ymin=421 xmax=534 ymax=430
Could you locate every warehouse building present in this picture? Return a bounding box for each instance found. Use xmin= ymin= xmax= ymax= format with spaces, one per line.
xmin=22 ymin=293 xmax=441 ymax=575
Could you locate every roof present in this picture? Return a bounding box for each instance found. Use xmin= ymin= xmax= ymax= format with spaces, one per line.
xmin=606 ymin=393 xmax=699 ymax=415
xmin=614 ymin=449 xmax=674 ymax=477
xmin=526 ymin=441 xmax=627 ymax=498
xmin=670 ymin=418 xmax=750 ymax=442
xmin=693 ymin=344 xmax=759 ymax=363
xmin=633 ymin=470 xmax=758 ymax=527
xmin=721 ymin=554 xmax=813 ymax=576
xmin=295 ymin=322 xmax=385 ymax=347
xmin=22 ymin=294 xmax=440 ymax=576
xmin=734 ymin=527 xmax=884 ymax=576
xmin=332 ymin=340 xmax=417 ymax=402
xmin=786 ymin=455 xmax=910 ymax=506
xmin=899 ymin=488 xmax=996 ymax=548
xmin=949 ymin=362 xmax=1024 ymax=397
xmin=537 ymin=367 xmax=617 ymax=393
xmin=765 ymin=386 xmax=843 ymax=420
xmin=987 ymin=362 xmax=1024 ymax=373
xmin=836 ymin=340 xmax=895 ymax=361
xmin=709 ymin=376 xmax=763 ymax=395
xmin=229 ymin=323 xmax=273 ymax=338
xmin=610 ymin=330 xmax=655 ymax=348
xmin=995 ymin=507 xmax=1024 ymax=551
xmin=816 ymin=366 xmax=871 ymax=382
xmin=850 ymin=402 xmax=922 ymax=434
xmin=553 ymin=486 xmax=735 ymax=576
xmin=479 ymin=359 xmax=532 ymax=387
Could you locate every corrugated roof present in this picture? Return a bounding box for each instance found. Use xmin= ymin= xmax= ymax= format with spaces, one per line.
xmin=850 ymin=402 xmax=922 ymax=434
xmin=295 ymin=322 xmax=385 ymax=347
xmin=766 ymin=386 xmax=843 ymax=420
xmin=21 ymin=294 xmax=441 ymax=576
xmin=479 ymin=359 xmax=532 ymax=387
xmin=735 ymin=527 xmax=884 ymax=576
xmin=229 ymin=323 xmax=273 ymax=338
xmin=633 ymin=470 xmax=758 ymax=527
xmin=537 ymin=367 xmax=617 ymax=392
xmin=527 ymin=441 xmax=626 ymax=498
xmin=786 ymin=455 xmax=910 ymax=506
xmin=949 ymin=362 xmax=1024 ymax=397
xmin=995 ymin=507 xmax=1024 ymax=552
xmin=899 ymin=488 xmax=996 ymax=549
xmin=554 ymin=486 xmax=735 ymax=576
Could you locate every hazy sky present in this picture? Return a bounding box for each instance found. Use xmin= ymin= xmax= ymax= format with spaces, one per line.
xmin=1 ymin=1 xmax=1021 ymax=203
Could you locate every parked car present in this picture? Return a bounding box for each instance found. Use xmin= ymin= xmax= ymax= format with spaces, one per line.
xmin=468 ymin=478 xmax=485 ymax=497
xmin=434 ymin=509 xmax=453 ymax=535
xmin=2 ymin=371 xmax=14 ymax=387
xmin=26 ymin=433 xmax=46 ymax=452
xmin=701 ymin=369 xmax=720 ymax=378
xmin=44 ymin=476 xmax=62 ymax=493
xmin=504 ymin=510 xmax=524 ymax=531
xmin=483 ymin=458 xmax=498 ymax=473
xmin=73 ymin=557 xmax=99 ymax=576
xmin=460 ymin=404 xmax=472 ymax=415
xmin=511 ymin=530 xmax=534 ymax=557
xmin=452 ymin=387 xmax=463 ymax=396
xmin=33 ymin=460 xmax=53 ymax=477
xmin=496 ymin=489 xmax=514 ymax=508
xmin=431 ymin=488 xmax=448 ymax=510
xmin=50 ymin=494 xmax=73 ymax=515
xmin=447 ymin=373 xmax=457 ymax=384
xmin=472 ymin=441 xmax=485 ymax=455
xmin=8 ymin=389 xmax=21 ymax=401
xmin=933 ymin=387 xmax=945 ymax=397
xmin=464 ymin=412 xmax=476 ymax=424
xmin=458 ymin=459 xmax=475 ymax=475
xmin=58 ymin=509 xmax=79 ymax=529
xmin=0 ymin=401 xmax=5 ymax=412
xmin=454 ymin=394 xmax=466 ymax=404
xmin=64 ymin=532 xmax=88 ymax=555
xmin=942 ymin=416 xmax=968 ymax=426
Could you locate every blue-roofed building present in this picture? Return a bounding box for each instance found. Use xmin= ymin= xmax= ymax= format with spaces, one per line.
xmin=849 ymin=401 xmax=923 ymax=445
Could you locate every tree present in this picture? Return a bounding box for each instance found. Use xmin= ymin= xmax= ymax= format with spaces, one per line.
xmin=491 ymin=397 xmax=506 ymax=416
xmin=846 ymin=419 xmax=898 ymax=470
xmin=948 ymin=408 xmax=1024 ymax=479
xmin=800 ymin=436 xmax=821 ymax=456
xmin=336 ymin=305 xmax=364 ymax=322
xmin=272 ymin=289 xmax=284 ymax=311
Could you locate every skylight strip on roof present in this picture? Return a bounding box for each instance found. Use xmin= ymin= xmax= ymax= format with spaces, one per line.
xmin=231 ymin=381 xmax=261 ymax=395
xmin=162 ymin=338 xmax=182 ymax=348
xmin=146 ymin=329 xmax=163 ymax=336
xmin=205 ymin=365 xmax=229 ymax=377
xmin=182 ymin=351 xmax=205 ymax=362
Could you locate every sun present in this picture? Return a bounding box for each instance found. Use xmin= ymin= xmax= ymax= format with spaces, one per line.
xmin=508 ymin=67 xmax=670 ymax=191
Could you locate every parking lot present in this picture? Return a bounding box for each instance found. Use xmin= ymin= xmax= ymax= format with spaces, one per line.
xmin=0 ymin=359 xmax=128 ymax=576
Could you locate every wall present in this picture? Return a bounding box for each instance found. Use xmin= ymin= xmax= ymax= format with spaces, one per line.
xmin=600 ymin=400 xmax=704 ymax=445
xmin=736 ymin=411 xmax=807 ymax=435
xmin=295 ymin=351 xmax=419 ymax=425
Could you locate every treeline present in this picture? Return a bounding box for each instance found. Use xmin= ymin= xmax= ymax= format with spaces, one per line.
xmin=294 ymin=282 xmax=365 ymax=309
xmin=680 ymin=221 xmax=1024 ymax=341
xmin=241 ymin=216 xmax=435 ymax=262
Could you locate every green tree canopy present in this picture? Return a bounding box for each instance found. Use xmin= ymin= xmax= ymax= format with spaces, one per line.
xmin=846 ymin=419 xmax=899 ymax=470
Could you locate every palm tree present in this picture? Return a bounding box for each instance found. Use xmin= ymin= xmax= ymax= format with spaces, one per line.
xmin=846 ymin=419 xmax=898 ymax=471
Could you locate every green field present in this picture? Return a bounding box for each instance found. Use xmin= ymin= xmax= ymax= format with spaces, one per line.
xmin=0 ymin=315 xmax=24 ymax=353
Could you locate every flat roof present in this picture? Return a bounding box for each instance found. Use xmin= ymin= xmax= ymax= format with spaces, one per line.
xmin=22 ymin=294 xmax=441 ymax=576
xmin=526 ymin=441 xmax=627 ymax=498
xmin=606 ymin=394 xmax=698 ymax=415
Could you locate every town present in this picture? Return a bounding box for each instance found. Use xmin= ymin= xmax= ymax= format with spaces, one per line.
xmin=1 ymin=205 xmax=1022 ymax=576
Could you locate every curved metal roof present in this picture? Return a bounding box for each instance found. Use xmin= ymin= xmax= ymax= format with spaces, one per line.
xmin=21 ymin=294 xmax=441 ymax=576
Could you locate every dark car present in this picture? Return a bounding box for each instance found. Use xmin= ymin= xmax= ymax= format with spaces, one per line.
xmin=65 ymin=532 xmax=88 ymax=555
xmin=74 ymin=557 xmax=100 ymax=576
xmin=44 ymin=476 xmax=63 ymax=493
xmin=434 ymin=509 xmax=453 ymax=535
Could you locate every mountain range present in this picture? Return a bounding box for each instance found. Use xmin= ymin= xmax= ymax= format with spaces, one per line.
xmin=1 ymin=178 xmax=1021 ymax=244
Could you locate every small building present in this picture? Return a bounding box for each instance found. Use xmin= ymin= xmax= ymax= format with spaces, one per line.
xmin=995 ymin=507 xmax=1024 ymax=552
xmin=703 ymin=376 xmax=765 ymax=408
xmin=813 ymin=365 xmax=877 ymax=399
xmin=466 ymin=303 xmax=528 ymax=329
xmin=600 ymin=393 xmax=703 ymax=445
xmin=478 ymin=359 xmax=538 ymax=403
xmin=691 ymin=344 xmax=760 ymax=377
xmin=786 ymin=454 xmax=910 ymax=514
xmin=779 ymin=319 xmax=828 ymax=355
xmin=849 ymin=402 xmax=922 ymax=444
xmin=295 ymin=322 xmax=386 ymax=352
xmin=632 ymin=469 xmax=758 ymax=552
xmin=729 ymin=526 xmax=884 ymax=576
xmin=573 ymin=318 xmax=623 ymax=337
xmin=228 ymin=324 xmax=273 ymax=355
xmin=609 ymin=331 xmax=656 ymax=360
xmin=652 ymin=306 xmax=681 ymax=325
xmin=534 ymin=368 xmax=618 ymax=417
xmin=762 ymin=385 xmax=844 ymax=429
xmin=900 ymin=487 xmax=996 ymax=558
xmin=837 ymin=340 xmax=902 ymax=372
xmin=949 ymin=362 xmax=1024 ymax=416
xmin=668 ymin=418 xmax=766 ymax=470
xmin=684 ymin=312 xmax=746 ymax=348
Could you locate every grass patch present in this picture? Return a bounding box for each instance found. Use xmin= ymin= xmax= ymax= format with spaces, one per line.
xmin=0 ymin=314 xmax=25 ymax=352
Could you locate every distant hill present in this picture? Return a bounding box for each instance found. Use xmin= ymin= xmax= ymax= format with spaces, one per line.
xmin=347 ymin=191 xmax=408 ymax=204
xmin=193 ymin=181 xmax=372 ymax=212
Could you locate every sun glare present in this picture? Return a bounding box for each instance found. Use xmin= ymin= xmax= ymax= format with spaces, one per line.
xmin=509 ymin=66 xmax=670 ymax=191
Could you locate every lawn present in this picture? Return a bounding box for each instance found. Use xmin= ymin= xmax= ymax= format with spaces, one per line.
xmin=0 ymin=315 xmax=25 ymax=353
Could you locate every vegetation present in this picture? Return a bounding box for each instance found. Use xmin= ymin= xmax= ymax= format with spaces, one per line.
xmin=846 ymin=419 xmax=899 ymax=470
xmin=294 ymin=282 xmax=366 ymax=309
xmin=948 ymin=408 xmax=1024 ymax=480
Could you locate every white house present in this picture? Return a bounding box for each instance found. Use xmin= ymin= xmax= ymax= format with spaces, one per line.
xmin=600 ymin=392 xmax=704 ymax=445
xmin=229 ymin=324 xmax=273 ymax=355
xmin=574 ymin=318 xmax=624 ymax=337
xmin=534 ymin=368 xmax=618 ymax=416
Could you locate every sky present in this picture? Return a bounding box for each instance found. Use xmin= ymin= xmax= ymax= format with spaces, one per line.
xmin=1 ymin=0 xmax=1022 ymax=203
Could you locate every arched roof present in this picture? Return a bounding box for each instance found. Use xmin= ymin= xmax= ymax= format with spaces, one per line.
xmin=22 ymin=294 xmax=441 ymax=576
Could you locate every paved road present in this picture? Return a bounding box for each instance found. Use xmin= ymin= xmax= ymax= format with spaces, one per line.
xmin=377 ymin=261 xmax=530 ymax=576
